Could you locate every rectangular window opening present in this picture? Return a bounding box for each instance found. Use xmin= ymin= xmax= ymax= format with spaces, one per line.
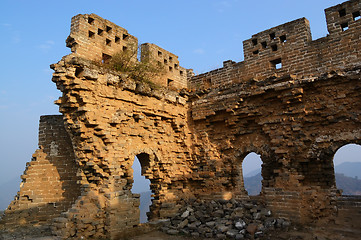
xmin=271 ymin=58 xmax=282 ymax=70
xmin=271 ymin=44 xmax=278 ymax=51
xmin=167 ymin=79 xmax=174 ymax=87
xmin=123 ymin=34 xmax=129 ymax=40
xmin=341 ymin=22 xmax=349 ymax=31
xmin=158 ymin=51 xmax=162 ymax=57
xmin=269 ymin=32 xmax=276 ymax=40
xmin=252 ymin=38 xmax=258 ymax=46
xmin=280 ymin=35 xmax=287 ymax=43
xmin=180 ymin=70 xmax=184 ymax=76
xmin=164 ymin=59 xmax=168 ymax=64
xmin=169 ymin=66 xmax=173 ymax=72
xmin=98 ymin=28 xmax=104 ymax=36
xmin=106 ymin=38 xmax=111 ymax=46
xmin=174 ymin=63 xmax=179 ymax=69
xmin=169 ymin=56 xmax=173 ymax=62
xmin=261 ymin=41 xmax=267 ymax=49
xmin=123 ymin=46 xmax=128 ymax=52
xmin=353 ymin=11 xmax=361 ymax=21
xmin=339 ymin=8 xmax=346 ymax=17
xmin=253 ymin=50 xmax=259 ymax=55
xmin=88 ymin=17 xmax=94 ymax=24
xmin=102 ymin=53 xmax=112 ymax=64
xmin=106 ymin=26 xmax=112 ymax=33
xmin=115 ymin=36 xmax=120 ymax=43
xmin=88 ymin=31 xmax=95 ymax=39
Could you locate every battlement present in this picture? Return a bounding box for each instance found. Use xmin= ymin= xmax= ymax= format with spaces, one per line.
xmin=189 ymin=0 xmax=361 ymax=90
xmin=67 ymin=14 xmax=138 ymax=62
xmin=141 ymin=43 xmax=188 ymax=88
xmin=66 ymin=14 xmax=189 ymax=89
xmin=325 ymin=0 xmax=361 ymax=34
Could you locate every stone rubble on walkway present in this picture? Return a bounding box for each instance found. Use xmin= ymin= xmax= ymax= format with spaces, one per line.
xmin=161 ymin=199 xmax=291 ymax=239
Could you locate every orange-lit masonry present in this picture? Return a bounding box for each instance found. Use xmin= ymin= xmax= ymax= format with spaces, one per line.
xmin=1 ymin=0 xmax=361 ymax=239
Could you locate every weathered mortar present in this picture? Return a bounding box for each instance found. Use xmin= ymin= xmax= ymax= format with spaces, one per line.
xmin=1 ymin=0 xmax=361 ymax=239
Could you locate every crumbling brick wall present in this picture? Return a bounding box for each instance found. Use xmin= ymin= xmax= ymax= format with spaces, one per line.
xmin=0 ymin=115 xmax=81 ymax=227
xmin=1 ymin=0 xmax=361 ymax=239
xmin=49 ymin=55 xmax=201 ymax=239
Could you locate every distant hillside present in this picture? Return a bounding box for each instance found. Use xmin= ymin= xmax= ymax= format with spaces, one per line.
xmin=139 ymin=191 xmax=153 ymax=223
xmin=0 ymin=177 xmax=20 ymax=210
xmin=335 ymin=173 xmax=361 ymax=195
xmin=244 ymin=172 xmax=262 ymax=196
xmin=335 ymin=162 xmax=361 ymax=179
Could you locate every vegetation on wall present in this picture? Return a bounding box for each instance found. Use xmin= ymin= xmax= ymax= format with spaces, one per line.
xmin=103 ymin=45 xmax=166 ymax=86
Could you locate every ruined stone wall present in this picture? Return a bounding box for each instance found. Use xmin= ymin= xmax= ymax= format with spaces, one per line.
xmin=190 ymin=68 xmax=361 ymax=222
xmin=0 ymin=115 xmax=81 ymax=227
xmin=189 ymin=0 xmax=361 ymax=89
xmin=49 ymin=55 xmax=203 ymax=239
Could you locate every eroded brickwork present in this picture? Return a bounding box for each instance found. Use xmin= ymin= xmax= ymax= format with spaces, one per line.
xmin=0 ymin=116 xmax=80 ymax=227
xmin=1 ymin=0 xmax=361 ymax=239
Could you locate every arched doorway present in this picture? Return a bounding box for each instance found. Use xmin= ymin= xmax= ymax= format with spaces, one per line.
xmin=131 ymin=153 xmax=154 ymax=223
xmin=333 ymin=143 xmax=361 ymax=195
xmin=242 ymin=152 xmax=263 ymax=195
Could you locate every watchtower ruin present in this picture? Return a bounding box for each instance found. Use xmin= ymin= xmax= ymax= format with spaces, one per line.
xmin=1 ymin=0 xmax=361 ymax=239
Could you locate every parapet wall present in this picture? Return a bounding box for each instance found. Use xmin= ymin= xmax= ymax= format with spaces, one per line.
xmin=67 ymin=13 xmax=190 ymax=89
xmin=190 ymin=0 xmax=361 ymax=89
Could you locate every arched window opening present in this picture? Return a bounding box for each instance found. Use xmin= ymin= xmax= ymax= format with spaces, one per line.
xmin=333 ymin=143 xmax=361 ymax=195
xmin=242 ymin=152 xmax=263 ymax=196
xmin=131 ymin=154 xmax=153 ymax=223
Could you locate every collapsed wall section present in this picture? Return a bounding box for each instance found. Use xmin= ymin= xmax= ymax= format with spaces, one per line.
xmin=0 ymin=115 xmax=81 ymax=228
xmin=49 ymin=56 xmax=201 ymax=239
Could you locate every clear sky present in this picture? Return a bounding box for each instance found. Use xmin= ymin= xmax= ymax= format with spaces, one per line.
xmin=0 ymin=0 xmax=358 ymax=209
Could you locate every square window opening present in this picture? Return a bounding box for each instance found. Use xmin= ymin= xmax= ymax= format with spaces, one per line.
xmin=174 ymin=64 xmax=179 ymax=69
xmin=253 ymin=50 xmax=259 ymax=55
xmin=341 ymin=22 xmax=349 ymax=31
xmin=339 ymin=8 xmax=346 ymax=17
xmin=88 ymin=17 xmax=94 ymax=24
xmin=280 ymin=35 xmax=287 ymax=43
xmin=102 ymin=53 xmax=112 ymax=64
xmin=353 ymin=11 xmax=361 ymax=21
xmin=88 ymin=31 xmax=95 ymax=39
xmin=169 ymin=66 xmax=173 ymax=71
xmin=270 ymin=58 xmax=282 ymax=70
xmin=158 ymin=51 xmax=162 ymax=57
xmin=106 ymin=39 xmax=111 ymax=46
xmin=106 ymin=26 xmax=112 ymax=33
xmin=115 ymin=36 xmax=120 ymax=43
xmin=164 ymin=59 xmax=168 ymax=64
xmin=252 ymin=39 xmax=258 ymax=46
xmin=98 ymin=28 xmax=104 ymax=36
xmin=271 ymin=44 xmax=278 ymax=51
xmin=261 ymin=41 xmax=267 ymax=49
xmin=180 ymin=70 xmax=184 ymax=76
xmin=167 ymin=79 xmax=174 ymax=87
xmin=123 ymin=46 xmax=128 ymax=52
xmin=169 ymin=56 xmax=173 ymax=62
xmin=123 ymin=34 xmax=129 ymax=40
xmin=269 ymin=32 xmax=276 ymax=40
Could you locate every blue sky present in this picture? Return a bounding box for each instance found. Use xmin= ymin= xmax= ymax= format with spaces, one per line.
xmin=1 ymin=0 xmax=359 ymax=208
